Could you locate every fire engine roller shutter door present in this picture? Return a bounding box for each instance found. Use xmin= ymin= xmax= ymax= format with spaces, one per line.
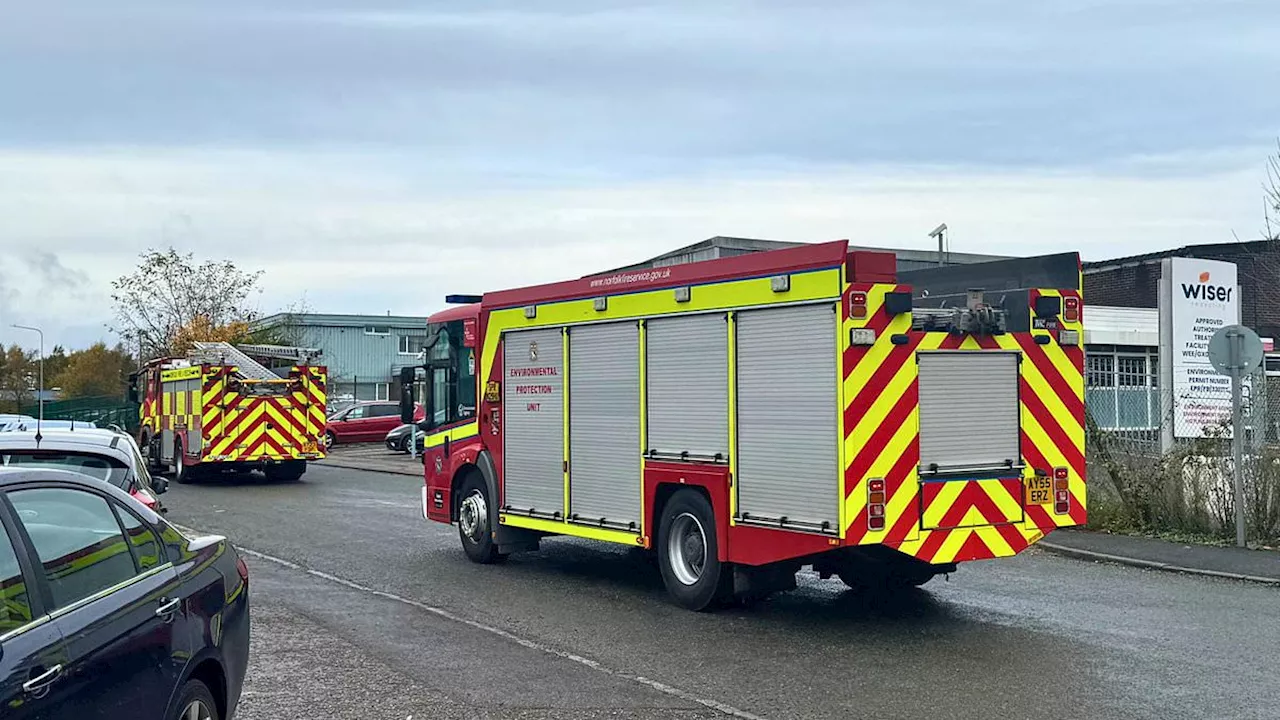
xmin=645 ymin=313 xmax=728 ymax=460
xmin=735 ymin=303 xmax=839 ymax=531
xmin=917 ymin=351 xmax=1021 ymax=473
xmin=503 ymin=327 xmax=565 ymax=516
xmin=568 ymin=322 xmax=641 ymax=529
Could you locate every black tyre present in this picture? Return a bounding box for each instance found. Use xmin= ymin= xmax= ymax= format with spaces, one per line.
xmin=265 ymin=460 xmax=306 ymax=482
xmin=456 ymin=474 xmax=504 ymax=564
xmin=657 ymin=489 xmax=732 ymax=611
xmin=838 ymin=561 xmax=935 ymax=591
xmin=173 ymin=441 xmax=197 ymax=484
xmin=323 ymin=430 xmax=336 ymax=450
xmin=172 ymin=679 xmax=220 ymax=720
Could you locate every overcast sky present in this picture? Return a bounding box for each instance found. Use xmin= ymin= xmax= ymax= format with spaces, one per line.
xmin=2 ymin=0 xmax=1279 ymax=350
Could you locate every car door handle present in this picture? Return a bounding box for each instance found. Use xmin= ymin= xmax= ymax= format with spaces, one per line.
xmin=156 ymin=597 xmax=182 ymax=621
xmin=23 ymin=664 xmax=62 ymax=694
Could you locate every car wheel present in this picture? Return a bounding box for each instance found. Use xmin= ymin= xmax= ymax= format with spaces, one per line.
xmin=657 ymin=489 xmax=732 ymax=611
xmin=323 ymin=430 xmax=336 ymax=450
xmin=173 ymin=679 xmax=220 ymax=720
xmin=456 ymin=474 xmax=504 ymax=564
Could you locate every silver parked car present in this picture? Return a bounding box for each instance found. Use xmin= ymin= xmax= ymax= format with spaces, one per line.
xmin=0 ymin=427 xmax=169 ymax=513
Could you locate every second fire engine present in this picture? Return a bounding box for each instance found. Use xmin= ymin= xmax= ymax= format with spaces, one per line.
xmin=400 ymin=241 xmax=1086 ymax=610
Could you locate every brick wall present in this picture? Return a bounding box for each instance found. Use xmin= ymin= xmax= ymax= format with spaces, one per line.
xmin=1084 ymin=241 xmax=1280 ymax=339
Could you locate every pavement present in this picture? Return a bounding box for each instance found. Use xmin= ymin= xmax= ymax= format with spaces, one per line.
xmin=1042 ymin=528 xmax=1280 ymax=584
xmin=168 ymin=463 xmax=1280 ymax=720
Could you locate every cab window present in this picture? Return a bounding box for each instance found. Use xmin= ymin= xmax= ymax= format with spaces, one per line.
xmin=425 ymin=320 xmax=477 ymax=427
xmin=0 ymin=524 xmax=33 ymax=633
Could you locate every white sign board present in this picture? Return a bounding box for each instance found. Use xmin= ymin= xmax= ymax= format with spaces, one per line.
xmin=1160 ymin=257 xmax=1240 ymax=439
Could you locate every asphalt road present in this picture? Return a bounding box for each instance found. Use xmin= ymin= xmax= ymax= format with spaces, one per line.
xmin=167 ymin=461 xmax=1280 ymax=720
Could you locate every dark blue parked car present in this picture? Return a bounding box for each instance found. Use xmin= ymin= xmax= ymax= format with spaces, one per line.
xmin=0 ymin=468 xmax=249 ymax=719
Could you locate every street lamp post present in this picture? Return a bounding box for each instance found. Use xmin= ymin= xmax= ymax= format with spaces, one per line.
xmin=11 ymin=325 xmax=44 ymax=436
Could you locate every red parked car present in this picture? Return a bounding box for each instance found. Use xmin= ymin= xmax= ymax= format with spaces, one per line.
xmin=324 ymin=401 xmax=423 ymax=448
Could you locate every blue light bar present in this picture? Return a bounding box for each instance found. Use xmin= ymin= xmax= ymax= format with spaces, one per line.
xmin=445 ymin=294 xmax=483 ymax=304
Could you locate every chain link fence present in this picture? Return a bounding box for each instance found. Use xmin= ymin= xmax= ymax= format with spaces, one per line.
xmin=1086 ymin=349 xmax=1280 ymax=543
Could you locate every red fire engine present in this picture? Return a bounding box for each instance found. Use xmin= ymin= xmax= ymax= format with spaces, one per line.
xmin=400 ymin=241 xmax=1085 ymax=610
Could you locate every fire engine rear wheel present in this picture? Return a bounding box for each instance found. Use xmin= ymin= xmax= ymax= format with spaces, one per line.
xmin=457 ymin=474 xmax=503 ymax=564
xmin=173 ymin=441 xmax=196 ymax=484
xmin=657 ymin=489 xmax=732 ymax=612
xmin=265 ymin=461 xmax=306 ymax=482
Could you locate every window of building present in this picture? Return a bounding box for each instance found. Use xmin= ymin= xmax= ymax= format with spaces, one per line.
xmin=364 ymin=326 xmax=391 ymax=336
xmin=0 ymin=525 xmax=32 ymax=633
xmin=9 ymin=488 xmax=140 ymax=610
xmin=1086 ymin=354 xmax=1114 ymax=387
xmin=1117 ymin=355 xmax=1148 ymax=387
xmin=398 ymin=335 xmax=426 ymax=355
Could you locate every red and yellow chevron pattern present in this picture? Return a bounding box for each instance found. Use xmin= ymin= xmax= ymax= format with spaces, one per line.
xmin=140 ymin=364 xmax=327 ymax=464
xmin=841 ymin=283 xmax=1085 ymax=564
xmin=200 ymin=365 xmax=328 ymax=462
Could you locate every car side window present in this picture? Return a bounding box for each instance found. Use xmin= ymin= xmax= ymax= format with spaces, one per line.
xmin=0 ymin=524 xmax=33 ymax=634
xmin=373 ymin=404 xmax=398 ymax=417
xmin=9 ymin=488 xmax=139 ymax=611
xmin=346 ymin=406 xmax=368 ymax=419
xmin=112 ymin=504 xmax=164 ymax=572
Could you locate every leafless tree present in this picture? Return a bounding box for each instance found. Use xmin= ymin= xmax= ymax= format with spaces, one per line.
xmin=110 ymin=247 xmax=264 ymax=360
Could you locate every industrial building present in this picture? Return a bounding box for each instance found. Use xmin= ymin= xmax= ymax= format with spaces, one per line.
xmin=251 ymin=312 xmax=429 ymax=403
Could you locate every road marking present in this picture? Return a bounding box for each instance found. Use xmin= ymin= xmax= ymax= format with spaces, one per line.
xmin=175 ymin=524 xmax=767 ymax=720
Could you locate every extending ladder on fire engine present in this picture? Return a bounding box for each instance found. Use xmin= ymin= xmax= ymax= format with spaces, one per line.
xmin=190 ymin=342 xmax=279 ymax=380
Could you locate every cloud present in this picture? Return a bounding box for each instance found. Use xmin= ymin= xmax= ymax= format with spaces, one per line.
xmin=0 ymin=143 xmax=1269 ymax=352
xmin=0 ymin=1 xmax=1278 ymax=350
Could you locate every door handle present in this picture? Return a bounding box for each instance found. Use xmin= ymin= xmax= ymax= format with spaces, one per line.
xmin=23 ymin=664 xmax=62 ymax=694
xmin=156 ymin=597 xmax=182 ymax=621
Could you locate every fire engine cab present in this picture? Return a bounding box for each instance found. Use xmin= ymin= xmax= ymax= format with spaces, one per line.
xmin=400 ymin=240 xmax=1085 ymax=610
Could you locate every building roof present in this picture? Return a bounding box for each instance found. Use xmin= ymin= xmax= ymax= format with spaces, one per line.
xmin=593 ymin=235 xmax=1012 ymax=275
xmin=1083 ymin=239 xmax=1280 ymax=273
xmin=253 ymin=312 xmax=429 ymax=329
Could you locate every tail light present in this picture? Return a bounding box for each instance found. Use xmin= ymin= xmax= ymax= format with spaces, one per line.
xmin=850 ymin=292 xmax=868 ymax=319
xmin=867 ymin=478 xmax=886 ymax=531
xmin=1053 ymin=467 xmax=1070 ymax=514
xmin=236 ymin=555 xmax=250 ymax=585
xmin=131 ymin=488 xmax=157 ymax=510
xmin=1063 ymin=297 xmax=1080 ymax=323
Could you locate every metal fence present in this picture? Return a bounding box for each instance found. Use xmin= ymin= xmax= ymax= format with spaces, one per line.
xmin=327 ymin=377 xmax=395 ymax=414
xmin=1086 ymin=349 xmax=1280 ymax=540
xmin=15 ymin=395 xmax=140 ymax=433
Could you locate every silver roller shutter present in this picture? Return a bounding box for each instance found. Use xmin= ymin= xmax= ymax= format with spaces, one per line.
xmin=503 ymin=327 xmax=565 ymax=516
xmin=917 ymin=351 xmax=1021 ymax=474
xmin=735 ymin=303 xmax=839 ymax=531
xmin=646 ymin=313 xmax=728 ymax=461
xmin=568 ymin=322 xmax=641 ymax=529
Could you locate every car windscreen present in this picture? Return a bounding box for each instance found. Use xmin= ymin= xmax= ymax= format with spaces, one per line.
xmin=0 ymin=451 xmax=129 ymax=488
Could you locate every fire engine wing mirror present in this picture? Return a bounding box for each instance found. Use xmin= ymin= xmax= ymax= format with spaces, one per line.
xmin=399 ymin=366 xmax=417 ymax=424
xmin=126 ymin=373 xmax=140 ymax=404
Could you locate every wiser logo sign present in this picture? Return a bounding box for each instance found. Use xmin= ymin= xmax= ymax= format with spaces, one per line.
xmin=1164 ymin=258 xmax=1240 ymax=438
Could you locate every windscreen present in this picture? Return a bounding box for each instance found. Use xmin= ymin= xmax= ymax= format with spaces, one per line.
xmin=0 ymin=451 xmax=130 ymax=489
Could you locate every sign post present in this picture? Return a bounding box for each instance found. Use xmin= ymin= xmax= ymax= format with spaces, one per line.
xmin=1208 ymin=324 xmax=1263 ymax=547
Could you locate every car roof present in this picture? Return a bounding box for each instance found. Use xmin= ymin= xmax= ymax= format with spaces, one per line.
xmin=0 ymin=430 xmax=135 ymax=464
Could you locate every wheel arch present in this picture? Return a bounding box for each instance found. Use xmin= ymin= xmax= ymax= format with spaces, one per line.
xmin=166 ymin=651 xmax=228 ymax=720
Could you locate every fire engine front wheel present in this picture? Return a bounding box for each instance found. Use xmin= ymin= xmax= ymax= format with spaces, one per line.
xmin=657 ymin=489 xmax=732 ymax=612
xmin=457 ymin=474 xmax=504 ymax=564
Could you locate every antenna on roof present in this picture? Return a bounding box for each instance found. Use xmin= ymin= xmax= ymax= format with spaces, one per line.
xmin=928 ymin=223 xmax=949 ymax=267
